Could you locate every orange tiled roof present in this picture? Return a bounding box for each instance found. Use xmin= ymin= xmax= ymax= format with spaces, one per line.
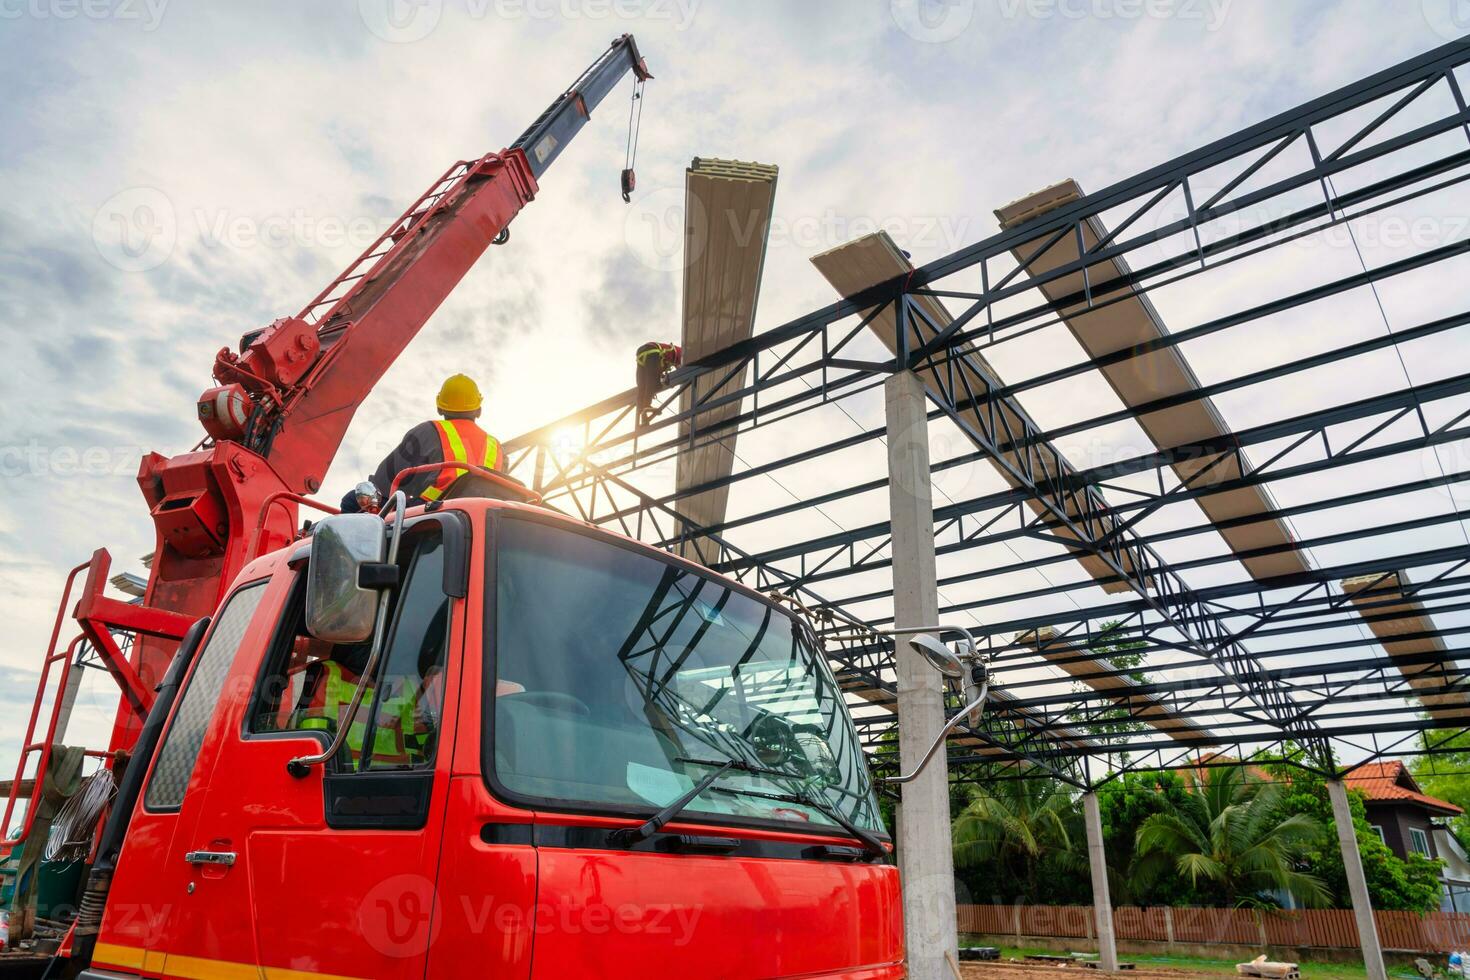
xmin=1346 ymin=761 xmax=1463 ymax=816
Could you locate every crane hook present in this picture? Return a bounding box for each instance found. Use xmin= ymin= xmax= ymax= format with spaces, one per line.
xmin=622 ymin=79 xmax=645 ymax=204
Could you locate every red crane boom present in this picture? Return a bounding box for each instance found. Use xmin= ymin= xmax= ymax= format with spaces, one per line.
xmin=5 ymin=34 xmax=650 ymax=836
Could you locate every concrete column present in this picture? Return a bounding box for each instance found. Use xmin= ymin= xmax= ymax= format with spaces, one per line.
xmin=1327 ymin=778 xmax=1387 ymax=980
xmin=1082 ymin=791 xmax=1119 ymax=972
xmin=885 ymin=371 xmax=957 ymax=980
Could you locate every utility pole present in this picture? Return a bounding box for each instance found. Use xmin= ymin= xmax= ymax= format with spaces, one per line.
xmin=1327 ymin=778 xmax=1387 ymax=980
xmin=885 ymin=369 xmax=958 ymax=980
xmin=1082 ymin=791 xmax=1119 ymax=971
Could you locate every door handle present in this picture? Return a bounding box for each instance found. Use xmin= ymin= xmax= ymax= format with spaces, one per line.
xmin=184 ymin=850 xmax=237 ymax=866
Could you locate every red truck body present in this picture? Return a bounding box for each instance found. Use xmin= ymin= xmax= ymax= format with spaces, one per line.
xmin=85 ymin=498 xmax=903 ymax=980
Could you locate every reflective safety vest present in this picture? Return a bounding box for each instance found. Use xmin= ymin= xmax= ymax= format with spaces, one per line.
xmin=420 ymin=419 xmax=504 ymax=502
xmin=636 ymin=342 xmax=680 ymax=368
xmin=297 ymin=660 xmax=420 ymax=765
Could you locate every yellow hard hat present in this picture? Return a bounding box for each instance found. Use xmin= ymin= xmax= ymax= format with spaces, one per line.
xmin=436 ymin=374 xmax=483 ymax=413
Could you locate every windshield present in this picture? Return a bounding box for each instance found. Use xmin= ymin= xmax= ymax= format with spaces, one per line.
xmin=489 ymin=516 xmax=884 ymax=834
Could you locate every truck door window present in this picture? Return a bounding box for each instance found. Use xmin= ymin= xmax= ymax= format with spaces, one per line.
xmin=250 ymin=526 xmax=449 ymax=772
xmin=144 ymin=582 xmax=268 ymax=811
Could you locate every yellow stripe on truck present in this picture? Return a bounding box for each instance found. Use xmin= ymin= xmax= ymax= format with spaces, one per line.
xmin=93 ymin=941 xmax=147 ymax=969
xmin=92 ymin=941 xmax=368 ymax=980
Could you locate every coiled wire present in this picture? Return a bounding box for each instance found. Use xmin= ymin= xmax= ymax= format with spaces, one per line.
xmin=44 ymin=768 xmax=116 ymax=864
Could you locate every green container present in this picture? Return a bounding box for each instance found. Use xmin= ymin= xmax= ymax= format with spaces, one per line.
xmin=36 ymin=859 xmax=86 ymax=920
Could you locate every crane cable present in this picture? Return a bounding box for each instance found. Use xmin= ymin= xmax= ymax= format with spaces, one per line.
xmin=621 ymin=78 xmax=645 ymax=203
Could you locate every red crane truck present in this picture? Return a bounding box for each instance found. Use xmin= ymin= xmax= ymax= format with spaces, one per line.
xmin=1 ymin=34 xmax=907 ymax=979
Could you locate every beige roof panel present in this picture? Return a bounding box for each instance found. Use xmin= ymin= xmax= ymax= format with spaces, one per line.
xmin=994 ymin=179 xmax=1309 ymax=582
xmin=811 ymin=230 xmax=1139 ymax=593
xmin=1340 ymin=572 xmax=1470 ymax=720
xmin=1016 ymin=627 xmax=1209 ymax=742
xmin=675 ymin=157 xmax=778 ymax=561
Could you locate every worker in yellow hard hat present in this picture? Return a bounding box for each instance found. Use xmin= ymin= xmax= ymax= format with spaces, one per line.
xmin=341 ymin=373 xmax=505 ymax=511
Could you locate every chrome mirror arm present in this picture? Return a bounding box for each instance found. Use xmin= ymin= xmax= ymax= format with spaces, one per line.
xmin=288 ymin=491 xmax=409 ymax=777
xmin=834 ymin=624 xmax=990 ymax=786
xmin=880 ymin=671 xmax=989 ymax=784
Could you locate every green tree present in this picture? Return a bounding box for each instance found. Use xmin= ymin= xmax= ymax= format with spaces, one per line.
xmin=952 ymin=777 xmax=1088 ymax=904
xmin=1411 ymin=730 xmax=1470 ymax=853
xmin=1271 ymin=766 xmax=1443 ymax=912
xmin=1097 ymin=770 xmax=1203 ymax=906
xmin=1135 ymin=766 xmax=1330 ymax=908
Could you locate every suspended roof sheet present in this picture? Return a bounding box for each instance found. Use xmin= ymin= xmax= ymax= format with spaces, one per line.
xmin=675 ymin=157 xmax=778 ymax=561
xmin=1015 ymin=627 xmax=1210 ymax=742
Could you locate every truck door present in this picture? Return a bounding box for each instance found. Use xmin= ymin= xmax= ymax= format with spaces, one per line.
xmin=156 ymin=515 xmax=468 ymax=980
xmin=90 ymin=579 xmax=272 ymax=977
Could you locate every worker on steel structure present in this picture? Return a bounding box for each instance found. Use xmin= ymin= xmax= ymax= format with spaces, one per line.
xmin=635 ymin=341 xmax=682 ymax=426
xmin=342 ymin=373 xmax=505 ymax=511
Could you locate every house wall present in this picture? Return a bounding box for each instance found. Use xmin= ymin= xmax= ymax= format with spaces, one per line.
xmin=1365 ymin=801 xmax=1438 ymax=861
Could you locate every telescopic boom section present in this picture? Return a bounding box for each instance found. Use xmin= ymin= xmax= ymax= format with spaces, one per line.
xmin=254 ymin=33 xmax=652 ymax=492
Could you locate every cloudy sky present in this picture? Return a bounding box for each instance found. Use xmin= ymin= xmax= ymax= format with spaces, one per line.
xmin=1 ymin=0 xmax=1464 ymax=785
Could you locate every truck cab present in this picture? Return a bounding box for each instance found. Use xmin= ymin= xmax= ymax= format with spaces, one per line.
xmin=83 ymin=495 xmax=903 ymax=979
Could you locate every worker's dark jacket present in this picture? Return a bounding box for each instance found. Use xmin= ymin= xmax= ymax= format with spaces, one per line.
xmin=339 ymin=420 xmax=454 ymax=512
xmin=635 ymin=342 xmax=681 ymax=409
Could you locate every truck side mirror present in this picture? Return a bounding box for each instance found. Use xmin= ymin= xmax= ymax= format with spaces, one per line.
xmin=306 ymin=513 xmax=389 ymax=643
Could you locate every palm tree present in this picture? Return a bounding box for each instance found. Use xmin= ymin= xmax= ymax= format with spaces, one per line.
xmin=952 ymin=777 xmax=1085 ymax=902
xmin=1134 ymin=766 xmax=1329 ymax=908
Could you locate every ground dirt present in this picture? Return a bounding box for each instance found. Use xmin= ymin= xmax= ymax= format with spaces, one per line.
xmin=959 ymin=962 xmax=1225 ymax=980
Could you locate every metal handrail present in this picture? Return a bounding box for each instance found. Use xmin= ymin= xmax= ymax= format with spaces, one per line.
xmin=388 ymin=461 xmax=542 ymax=504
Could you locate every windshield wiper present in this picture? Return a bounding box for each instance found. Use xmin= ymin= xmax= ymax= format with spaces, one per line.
xmin=614 ymin=757 xmax=889 ymax=859
xmin=701 ymin=767 xmax=889 ymax=859
xmin=747 ymin=784 xmax=888 ymax=858
xmin=791 ymin=788 xmax=888 ymax=858
xmin=611 ymin=757 xmax=774 ymax=845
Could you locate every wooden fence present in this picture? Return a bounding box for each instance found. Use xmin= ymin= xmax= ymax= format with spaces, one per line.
xmin=958 ymin=905 xmax=1470 ymax=954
